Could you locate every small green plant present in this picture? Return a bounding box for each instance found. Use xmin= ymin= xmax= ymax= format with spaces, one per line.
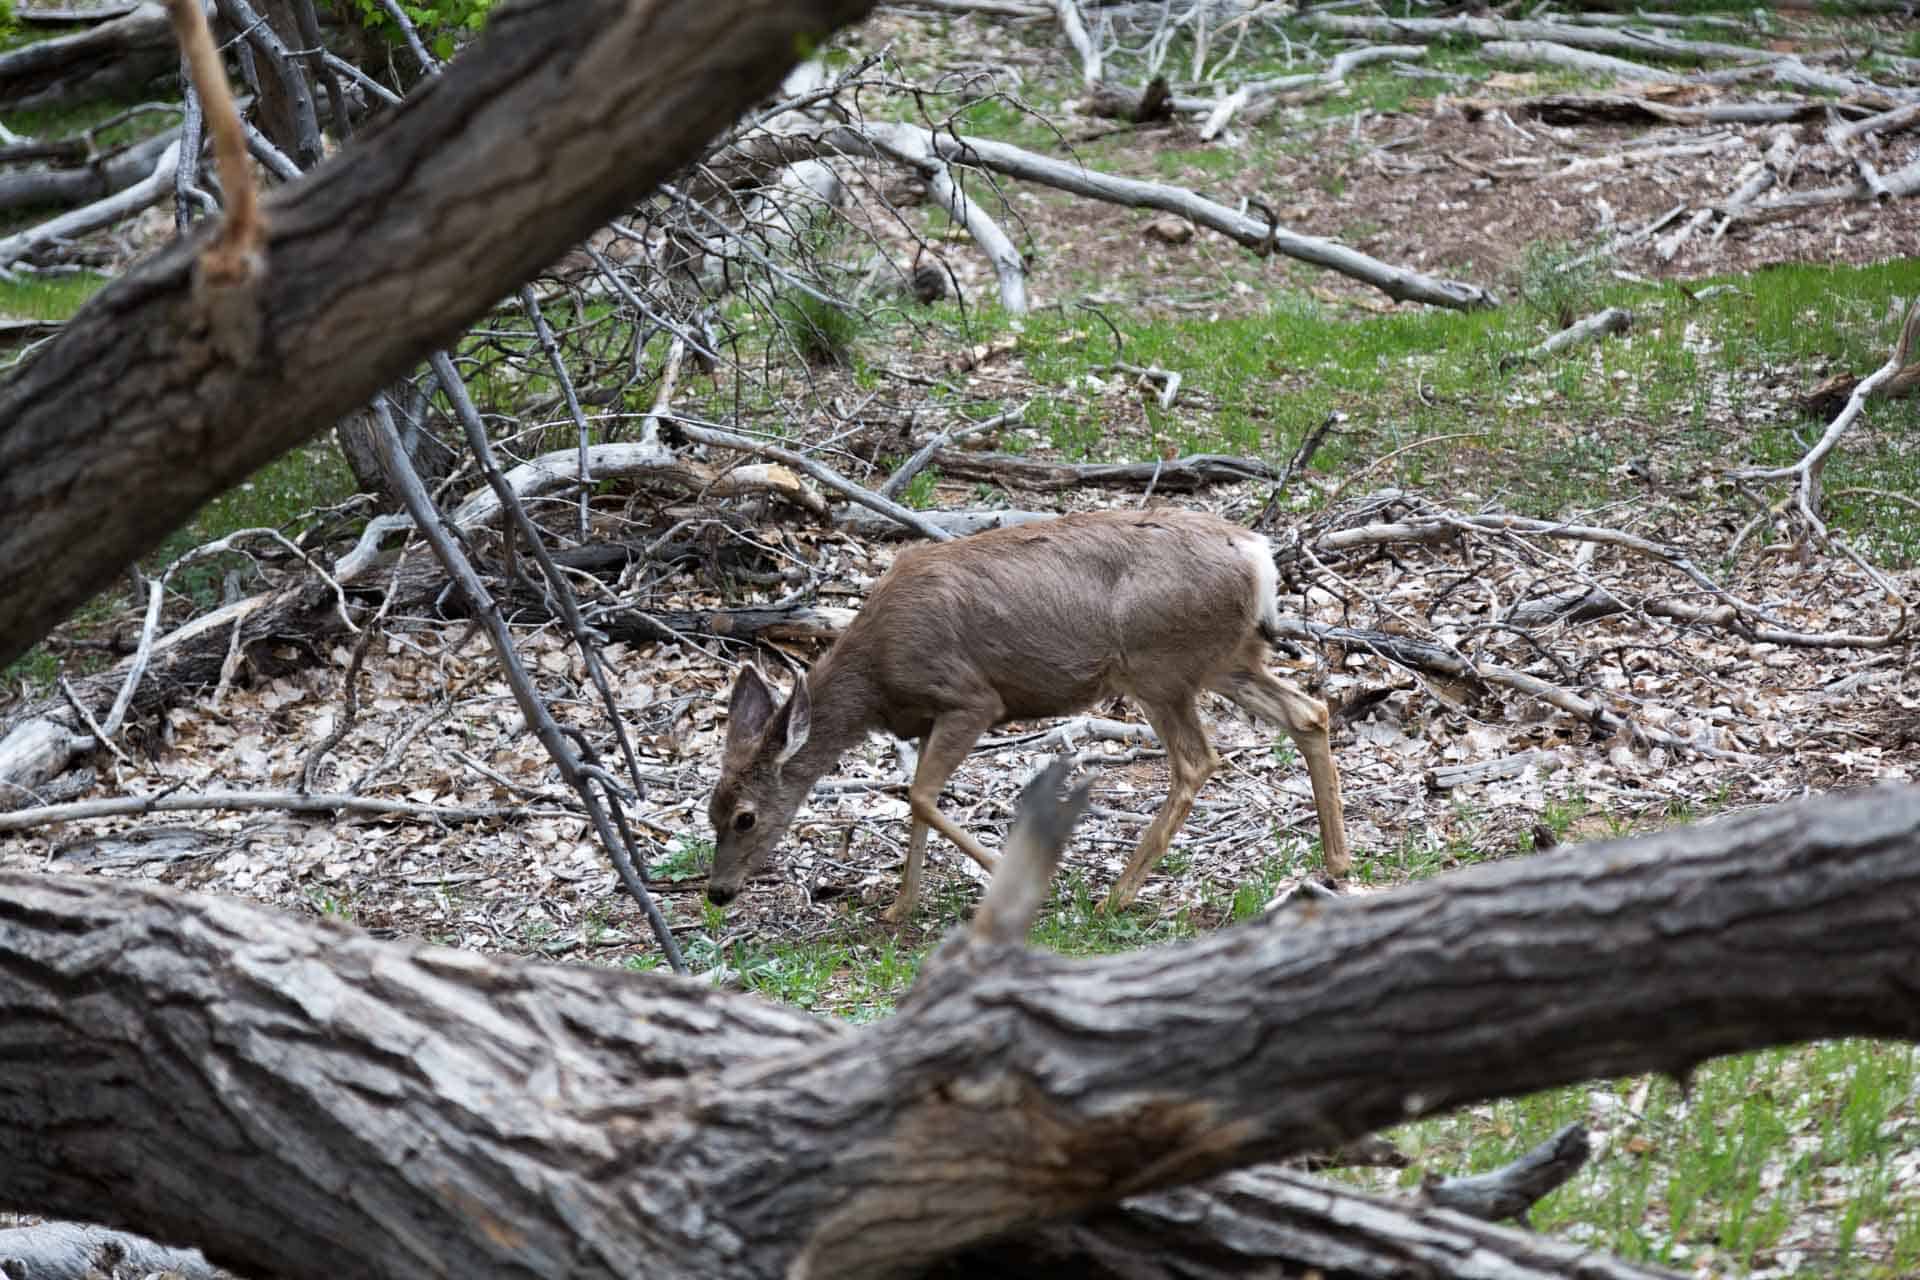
xmin=901 ymin=468 xmax=940 ymax=509
xmin=309 ymin=889 xmax=355 ymax=922
xmin=774 ymin=290 xmax=864 ymax=367
xmin=351 ymin=0 xmax=491 ymax=60
xmin=650 ymin=838 xmax=713 ymax=883
xmin=1515 ymin=239 xmax=1609 ymax=329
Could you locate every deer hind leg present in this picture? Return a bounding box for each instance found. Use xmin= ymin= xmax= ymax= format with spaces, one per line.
xmin=1105 ymin=696 xmax=1217 ymax=913
xmin=1210 ymin=658 xmax=1350 ymax=879
xmin=884 ymin=708 xmax=1001 ymax=926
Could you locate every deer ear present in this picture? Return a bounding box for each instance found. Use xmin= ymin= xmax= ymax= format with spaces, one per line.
xmin=727 ymin=666 xmax=777 ymax=745
xmin=775 ymin=676 xmax=811 ymax=767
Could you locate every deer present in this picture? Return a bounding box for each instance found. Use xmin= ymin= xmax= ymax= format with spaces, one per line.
xmin=705 ymin=508 xmax=1349 ymax=923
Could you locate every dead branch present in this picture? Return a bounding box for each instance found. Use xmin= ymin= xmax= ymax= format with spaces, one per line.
xmin=1497 ymin=93 xmax=1828 ymax=128
xmin=0 ymin=1221 xmax=219 ymax=1280
xmin=1826 ymin=108 xmax=1894 ymax=202
xmin=1054 ymin=0 xmax=1102 ymax=87
xmin=756 ymin=122 xmax=1497 ymax=309
xmin=924 ymin=450 xmax=1285 ymax=491
xmin=1304 ymin=12 xmax=1771 ymax=65
xmin=1424 ymin=750 xmax=1562 ymax=792
xmin=367 ymin=391 xmax=687 ymax=971
xmin=1711 ymin=125 xmax=1799 ymax=241
xmin=0 ymin=129 xmax=178 ymax=212
xmin=859 ymin=122 xmax=1029 ymax=313
xmin=1080 ymin=45 xmax=1425 ymax=127
xmin=1735 ymin=155 xmax=1920 ymax=219
xmin=914 ymin=127 xmax=1496 ymax=310
xmin=1275 ymin=615 xmax=1752 ymax=760
xmin=335 ymin=440 xmax=827 ymax=582
xmin=879 ymin=404 xmax=1028 ymax=500
xmin=1731 ymin=300 xmax=1920 ymax=542
xmin=884 ymin=0 xmax=1047 ymax=15
xmin=0 ymin=2 xmax=174 ymax=111
xmin=0 ymin=787 xmax=565 ymax=834
xmin=0 ymin=140 xmax=180 ymax=270
xmin=676 ymin=419 xmax=957 ymax=541
xmin=1831 ymin=100 xmax=1920 ymax=148
xmin=834 ymin=507 xmax=1059 ymax=538
xmin=1508 ymin=306 xmax=1632 ymax=367
xmin=1422 ymin=1123 xmax=1590 ymax=1225
xmin=1480 ymin=39 xmax=1685 ymax=84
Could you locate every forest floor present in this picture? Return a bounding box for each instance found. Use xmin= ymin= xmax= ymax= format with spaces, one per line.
xmin=5 ymin=3 xmax=1920 ymax=1275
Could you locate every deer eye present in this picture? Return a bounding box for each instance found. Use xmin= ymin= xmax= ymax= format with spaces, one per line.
xmin=732 ymin=811 xmax=757 ymax=834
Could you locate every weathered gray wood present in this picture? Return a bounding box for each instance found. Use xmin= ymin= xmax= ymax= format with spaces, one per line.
xmin=1012 ymin=1161 xmax=1668 ymax=1280
xmin=1422 ymin=1123 xmax=1589 ymax=1223
xmin=0 ymin=130 xmax=179 ymax=212
xmin=0 ymin=717 xmax=95 ymax=812
xmin=835 ymin=507 xmax=1057 ymax=538
xmin=1423 ymin=749 xmax=1561 ymax=791
xmin=0 ymin=785 xmax=1915 ymax=1278
xmin=0 ymin=138 xmax=179 ymax=269
xmin=924 ymin=450 xmax=1283 ymax=492
xmin=0 ymin=0 xmax=882 ymax=671
xmin=0 ymin=2 xmax=174 ymax=110
xmin=1303 ymin=12 xmax=1764 ymax=64
xmin=0 ymin=1221 xmax=221 ymax=1280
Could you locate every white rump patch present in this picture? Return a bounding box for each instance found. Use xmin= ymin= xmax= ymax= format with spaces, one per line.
xmin=1234 ymin=532 xmax=1282 ymax=631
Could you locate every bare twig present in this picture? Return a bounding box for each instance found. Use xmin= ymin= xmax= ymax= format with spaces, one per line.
xmin=366 ymin=393 xmax=687 ymax=972
xmin=0 ymin=787 xmax=564 ymax=833
xmin=676 ymin=418 xmax=957 ymax=541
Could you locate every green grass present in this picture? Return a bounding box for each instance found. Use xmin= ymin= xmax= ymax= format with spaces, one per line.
xmin=995 ymin=256 xmax=1920 ymax=554
xmin=1366 ymin=1041 xmax=1920 ymax=1275
xmin=0 ymin=270 xmax=110 ymax=321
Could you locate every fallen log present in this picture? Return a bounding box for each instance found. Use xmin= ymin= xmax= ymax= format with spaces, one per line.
xmin=2 ymin=781 xmax=1915 ymax=1277
xmin=0 ymin=139 xmax=179 ymax=270
xmin=1303 ymin=12 xmax=1766 ymax=65
xmin=0 ymin=129 xmax=178 ymax=212
xmin=0 ymin=1221 xmax=219 ymax=1280
xmin=742 ymin=122 xmax=1498 ymax=310
xmin=927 ymin=450 xmax=1284 ymax=491
xmin=0 ymin=2 xmax=175 ymax=111
xmin=1492 ymin=92 xmax=1835 ymax=127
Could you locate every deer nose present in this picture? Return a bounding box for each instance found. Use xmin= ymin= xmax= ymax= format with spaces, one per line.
xmin=706 ymin=883 xmax=736 ymax=906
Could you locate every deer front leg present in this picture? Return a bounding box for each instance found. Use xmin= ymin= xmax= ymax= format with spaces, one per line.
xmin=884 ymin=816 xmax=934 ymax=928
xmin=884 ymin=709 xmax=1000 ymax=926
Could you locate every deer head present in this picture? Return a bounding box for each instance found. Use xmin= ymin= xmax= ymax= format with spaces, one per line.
xmin=706 ymin=666 xmax=814 ymax=904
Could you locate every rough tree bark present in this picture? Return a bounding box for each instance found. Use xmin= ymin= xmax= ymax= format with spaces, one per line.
xmin=1 ymin=784 xmax=1915 ymax=1278
xmin=0 ymin=0 xmax=880 ymax=672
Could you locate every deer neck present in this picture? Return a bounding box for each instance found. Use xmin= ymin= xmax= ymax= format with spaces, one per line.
xmin=786 ymin=652 xmax=882 ymax=787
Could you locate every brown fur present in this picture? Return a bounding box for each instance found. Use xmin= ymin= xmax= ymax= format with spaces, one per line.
xmin=707 ymin=509 xmax=1348 ymax=919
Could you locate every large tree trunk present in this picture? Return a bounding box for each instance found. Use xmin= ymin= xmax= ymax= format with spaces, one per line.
xmin=0 ymin=784 xmax=1915 ymax=1278
xmin=0 ymin=0 xmax=880 ymax=671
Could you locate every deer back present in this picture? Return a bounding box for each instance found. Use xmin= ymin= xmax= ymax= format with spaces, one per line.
xmin=848 ymin=509 xmax=1269 ymax=725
